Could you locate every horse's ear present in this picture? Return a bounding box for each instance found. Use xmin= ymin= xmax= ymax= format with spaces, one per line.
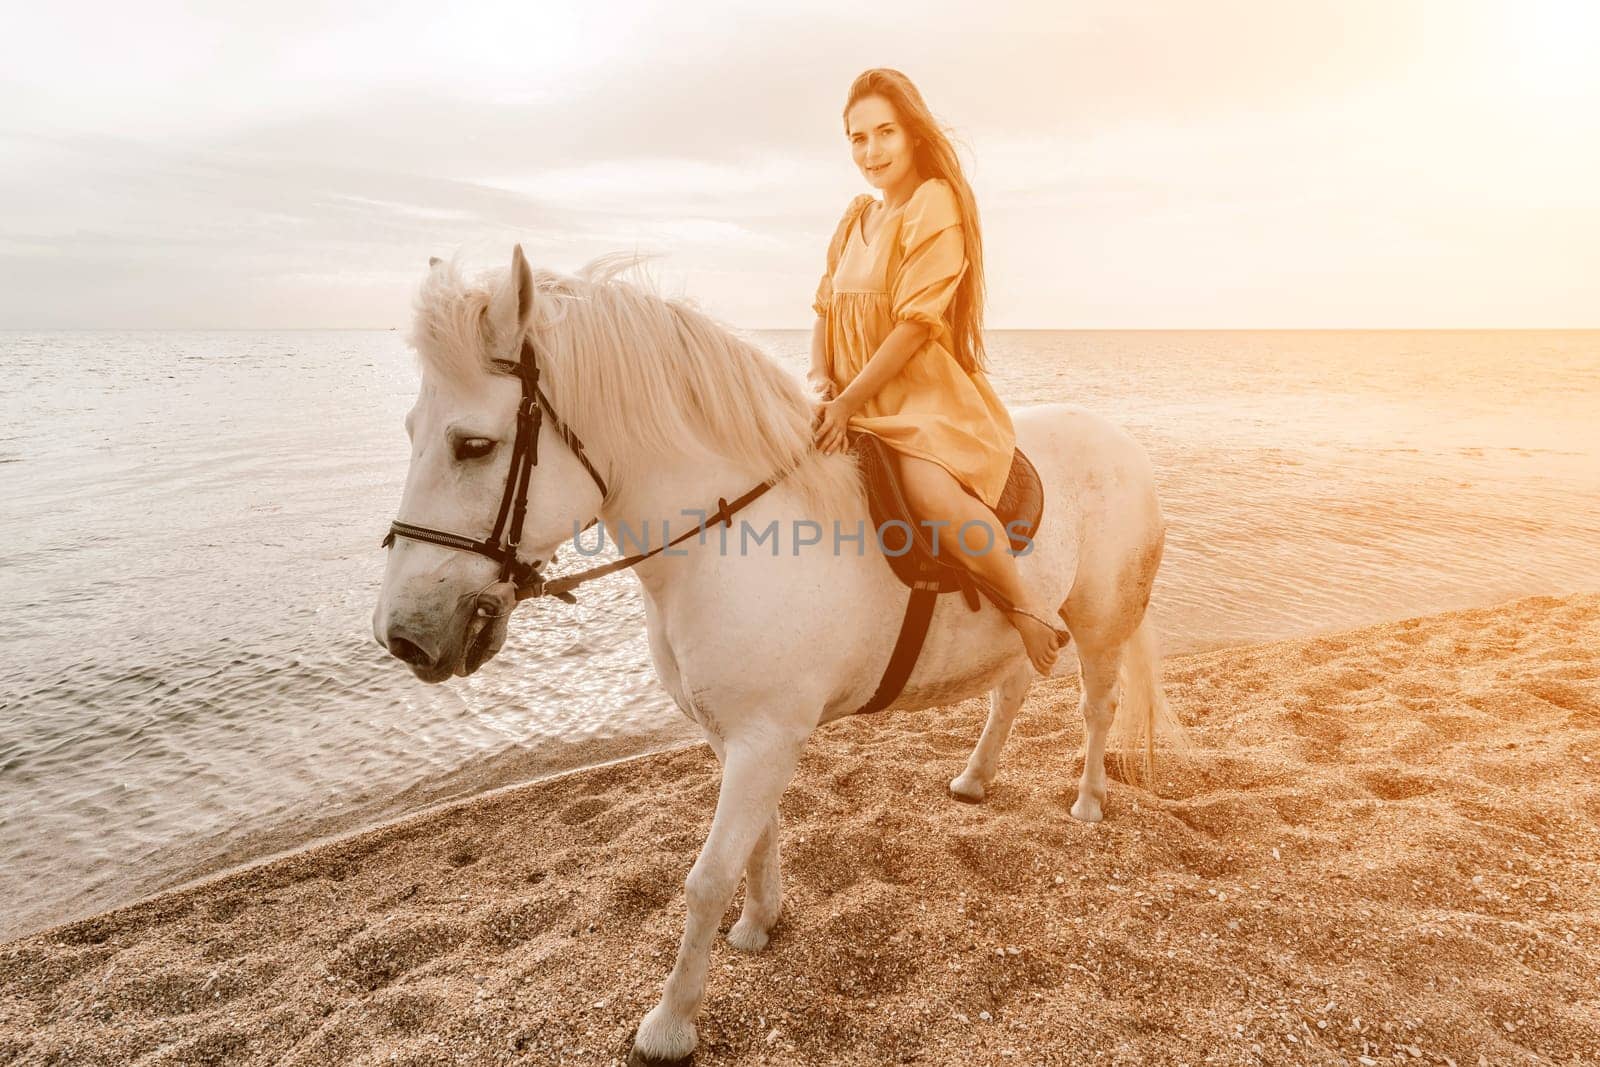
xmin=511 ymin=245 xmax=534 ymax=327
xmin=486 ymin=245 xmax=537 ymax=352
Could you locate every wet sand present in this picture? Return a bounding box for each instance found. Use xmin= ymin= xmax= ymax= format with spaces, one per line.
xmin=3 ymin=592 xmax=1597 ymax=1065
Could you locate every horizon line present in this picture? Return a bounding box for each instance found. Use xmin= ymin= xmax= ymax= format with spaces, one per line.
xmin=3 ymin=325 xmax=1598 ymax=333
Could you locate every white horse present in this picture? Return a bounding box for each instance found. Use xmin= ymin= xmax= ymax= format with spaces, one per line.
xmin=372 ymin=246 xmax=1181 ymax=1065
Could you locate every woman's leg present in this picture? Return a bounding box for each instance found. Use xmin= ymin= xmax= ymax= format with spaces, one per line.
xmin=891 ymin=452 xmax=1064 ymax=674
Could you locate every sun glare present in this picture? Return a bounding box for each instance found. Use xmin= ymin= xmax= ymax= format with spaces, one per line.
xmin=1514 ymin=0 xmax=1600 ymax=103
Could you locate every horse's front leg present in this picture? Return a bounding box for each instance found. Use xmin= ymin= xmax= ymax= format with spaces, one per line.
xmin=727 ymin=810 xmax=780 ymax=952
xmin=629 ymin=729 xmax=805 ymax=1066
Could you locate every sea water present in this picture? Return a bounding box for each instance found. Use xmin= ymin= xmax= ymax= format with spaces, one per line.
xmin=2 ymin=328 xmax=1596 ymax=938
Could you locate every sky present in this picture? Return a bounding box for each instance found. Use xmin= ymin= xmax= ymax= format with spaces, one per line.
xmin=1 ymin=0 xmax=1596 ymax=329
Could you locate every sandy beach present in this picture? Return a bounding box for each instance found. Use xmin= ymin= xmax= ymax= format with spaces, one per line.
xmin=3 ymin=591 xmax=1597 ymax=1065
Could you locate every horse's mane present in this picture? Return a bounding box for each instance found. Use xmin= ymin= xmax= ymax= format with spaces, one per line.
xmin=408 ymin=253 xmax=865 ymax=521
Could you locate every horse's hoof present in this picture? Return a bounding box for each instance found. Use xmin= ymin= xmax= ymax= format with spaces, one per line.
xmin=949 ymin=774 xmax=985 ymax=803
xmin=628 ymin=1037 xmax=694 ymax=1067
xmin=1069 ymin=796 xmax=1104 ymax=823
xmin=630 ymin=1007 xmax=695 ymax=1065
xmin=727 ymin=916 xmax=771 ymax=952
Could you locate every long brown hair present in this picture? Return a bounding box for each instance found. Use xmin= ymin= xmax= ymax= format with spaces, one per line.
xmin=844 ymin=68 xmax=989 ymax=374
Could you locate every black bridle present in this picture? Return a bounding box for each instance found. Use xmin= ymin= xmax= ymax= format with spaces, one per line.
xmin=381 ymin=333 xmax=785 ymax=606
xmin=381 ymin=336 xmax=608 ymax=598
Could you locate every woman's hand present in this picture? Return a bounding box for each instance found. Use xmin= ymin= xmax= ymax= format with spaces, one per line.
xmin=806 ymin=371 xmax=835 ymax=401
xmin=811 ymin=394 xmax=856 ymax=455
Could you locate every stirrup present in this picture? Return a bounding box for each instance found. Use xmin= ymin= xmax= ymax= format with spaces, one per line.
xmin=1005 ymin=605 xmax=1070 ymax=645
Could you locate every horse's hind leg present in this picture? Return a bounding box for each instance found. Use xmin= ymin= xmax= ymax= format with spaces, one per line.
xmin=1070 ymin=641 xmax=1123 ymax=823
xmin=949 ymin=661 xmax=1035 ymax=803
xmin=1062 ymin=486 xmax=1165 ymax=823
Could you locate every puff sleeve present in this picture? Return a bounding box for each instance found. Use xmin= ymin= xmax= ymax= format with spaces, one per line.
xmin=813 ymin=194 xmax=874 ymax=318
xmin=890 ymin=179 xmax=966 ymax=340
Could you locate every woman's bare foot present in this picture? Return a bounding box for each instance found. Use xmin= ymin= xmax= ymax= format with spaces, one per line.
xmin=1007 ymin=605 xmax=1067 ymax=675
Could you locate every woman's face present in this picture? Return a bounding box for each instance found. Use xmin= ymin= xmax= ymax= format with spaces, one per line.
xmin=846 ymin=95 xmax=917 ymax=193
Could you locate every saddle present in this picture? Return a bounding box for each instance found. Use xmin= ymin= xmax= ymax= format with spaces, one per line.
xmin=848 ymin=430 xmax=1047 ymax=715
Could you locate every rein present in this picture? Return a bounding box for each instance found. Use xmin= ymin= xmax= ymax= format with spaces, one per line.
xmin=383 ymin=333 xmax=786 ymax=607
xmin=514 ymin=477 xmax=782 ymax=603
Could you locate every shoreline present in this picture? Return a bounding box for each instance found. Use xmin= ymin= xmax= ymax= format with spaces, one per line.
xmin=10 ymin=615 xmax=1427 ymax=945
xmin=126 ymin=737 xmax=709 ymax=929
xmin=4 ymin=591 xmax=1598 ymax=1064
xmin=3 ymin=724 xmax=705 ymax=945
xmin=6 ymin=626 xmax=1270 ymax=944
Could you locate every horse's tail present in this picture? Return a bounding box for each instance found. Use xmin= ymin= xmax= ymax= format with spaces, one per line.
xmin=1108 ymin=611 xmax=1191 ymax=788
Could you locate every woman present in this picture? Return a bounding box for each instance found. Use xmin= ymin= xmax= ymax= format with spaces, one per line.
xmin=809 ymin=68 xmax=1066 ymax=675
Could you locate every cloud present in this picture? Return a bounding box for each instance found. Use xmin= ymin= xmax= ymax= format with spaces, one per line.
xmin=1 ymin=1 xmax=1596 ymax=327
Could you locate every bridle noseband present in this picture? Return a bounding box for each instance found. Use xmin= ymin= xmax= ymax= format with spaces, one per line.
xmin=381 ymin=336 xmax=607 ymax=598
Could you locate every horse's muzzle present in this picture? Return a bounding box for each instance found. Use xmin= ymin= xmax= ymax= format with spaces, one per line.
xmin=377 ymin=619 xmax=453 ymax=682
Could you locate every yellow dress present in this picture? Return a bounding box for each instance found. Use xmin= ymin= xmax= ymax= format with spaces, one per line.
xmin=813 ymin=177 xmax=1017 ymax=510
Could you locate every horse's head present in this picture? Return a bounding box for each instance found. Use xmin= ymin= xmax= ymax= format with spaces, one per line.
xmin=373 ymin=246 xmax=606 ymax=682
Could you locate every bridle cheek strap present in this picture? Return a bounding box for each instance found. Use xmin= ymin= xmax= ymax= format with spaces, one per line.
xmin=381 ymin=336 xmax=605 ymax=592
xmin=381 ymin=334 xmax=783 ymax=609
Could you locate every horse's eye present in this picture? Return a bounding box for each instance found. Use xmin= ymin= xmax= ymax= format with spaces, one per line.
xmin=454 ymin=437 xmax=495 ymax=461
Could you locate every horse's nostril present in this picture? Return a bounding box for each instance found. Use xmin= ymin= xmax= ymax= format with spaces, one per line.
xmin=387 ymin=636 xmax=433 ymax=668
